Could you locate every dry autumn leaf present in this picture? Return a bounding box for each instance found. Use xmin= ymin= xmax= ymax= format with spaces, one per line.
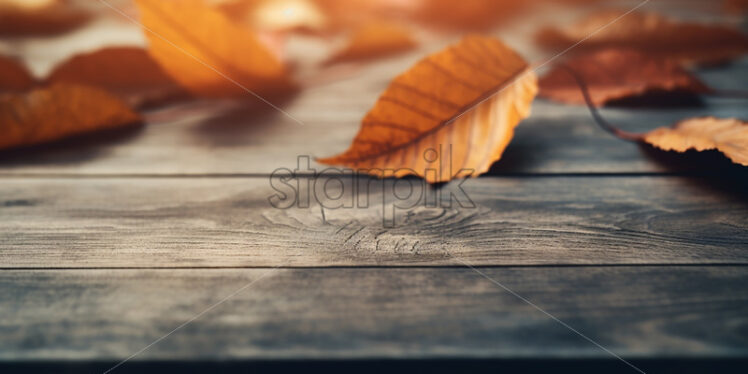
xmin=0 ymin=84 xmax=141 ymax=151
xmin=319 ymin=35 xmax=537 ymax=183
xmin=135 ymin=0 xmax=294 ymax=97
xmin=642 ymin=117 xmax=748 ymax=166
xmin=312 ymin=0 xmax=416 ymax=30
xmin=0 ymin=56 xmax=35 ymax=93
xmin=573 ymin=78 xmax=748 ymax=166
xmin=536 ymin=10 xmax=748 ymax=65
xmin=325 ymin=22 xmax=417 ymax=65
xmin=539 ymin=49 xmax=712 ymax=107
xmin=0 ymin=0 xmax=89 ymax=36
xmin=725 ymin=0 xmax=748 ymax=14
xmin=46 ymin=47 xmax=187 ymax=109
xmin=413 ymin=0 xmax=525 ymax=31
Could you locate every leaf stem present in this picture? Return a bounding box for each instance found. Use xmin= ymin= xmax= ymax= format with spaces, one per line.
xmin=556 ymin=64 xmax=643 ymax=142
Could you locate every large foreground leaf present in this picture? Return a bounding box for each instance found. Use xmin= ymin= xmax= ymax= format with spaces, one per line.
xmin=319 ymin=35 xmax=537 ymax=183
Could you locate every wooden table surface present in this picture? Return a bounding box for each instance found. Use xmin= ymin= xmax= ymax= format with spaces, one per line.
xmin=1 ymin=2 xmax=747 ymax=373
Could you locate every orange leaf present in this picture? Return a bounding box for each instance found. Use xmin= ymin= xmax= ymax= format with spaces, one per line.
xmin=135 ymin=0 xmax=294 ymax=97
xmin=318 ymin=35 xmax=537 ymax=183
xmin=0 ymin=55 xmax=35 ymax=93
xmin=0 ymin=84 xmax=141 ymax=151
xmin=539 ymin=49 xmax=711 ymax=107
xmin=47 ymin=47 xmax=187 ymax=109
xmin=0 ymin=0 xmax=89 ymax=37
xmin=536 ymin=10 xmax=748 ymax=65
xmin=325 ymin=22 xmax=417 ymax=65
xmin=642 ymin=117 xmax=748 ymax=166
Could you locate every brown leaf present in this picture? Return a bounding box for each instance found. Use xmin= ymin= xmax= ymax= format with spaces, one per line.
xmin=536 ymin=10 xmax=748 ymax=65
xmin=0 ymin=55 xmax=35 ymax=93
xmin=539 ymin=49 xmax=712 ymax=107
xmin=0 ymin=0 xmax=89 ymax=37
xmin=312 ymin=0 xmax=415 ymax=31
xmin=135 ymin=0 xmax=294 ymax=97
xmin=412 ymin=0 xmax=526 ymax=31
xmin=325 ymin=22 xmax=417 ymax=65
xmin=724 ymin=0 xmax=748 ymax=14
xmin=642 ymin=117 xmax=748 ymax=166
xmin=0 ymin=84 xmax=141 ymax=151
xmin=319 ymin=35 xmax=537 ymax=183
xmin=46 ymin=47 xmax=187 ymax=109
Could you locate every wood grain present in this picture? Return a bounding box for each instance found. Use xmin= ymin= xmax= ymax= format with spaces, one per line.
xmin=1 ymin=176 xmax=746 ymax=268
xmin=1 ymin=266 xmax=747 ymax=360
xmin=1 ymin=3 xmax=746 ymax=367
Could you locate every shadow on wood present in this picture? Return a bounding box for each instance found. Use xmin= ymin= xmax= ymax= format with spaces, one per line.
xmin=0 ymin=123 xmax=145 ymax=166
xmin=2 ymin=358 xmax=748 ymax=374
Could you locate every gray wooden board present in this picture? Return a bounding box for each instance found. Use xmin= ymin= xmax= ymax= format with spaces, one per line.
xmin=1 ymin=266 xmax=747 ymax=360
xmin=1 ymin=1 xmax=747 ymax=366
xmin=1 ymin=176 xmax=746 ymax=268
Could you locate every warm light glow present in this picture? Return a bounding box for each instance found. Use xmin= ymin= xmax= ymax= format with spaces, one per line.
xmin=0 ymin=0 xmax=56 ymax=10
xmin=251 ymin=0 xmax=326 ymax=31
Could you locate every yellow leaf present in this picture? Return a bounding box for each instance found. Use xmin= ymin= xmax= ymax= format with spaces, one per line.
xmin=135 ymin=0 xmax=293 ymax=97
xmin=0 ymin=84 xmax=141 ymax=150
xmin=319 ymin=35 xmax=537 ymax=183
xmin=643 ymin=117 xmax=748 ymax=166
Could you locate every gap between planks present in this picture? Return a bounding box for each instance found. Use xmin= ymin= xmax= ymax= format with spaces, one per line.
xmin=0 ymin=172 xmax=746 ymax=179
xmin=3 ymin=263 xmax=748 ymax=271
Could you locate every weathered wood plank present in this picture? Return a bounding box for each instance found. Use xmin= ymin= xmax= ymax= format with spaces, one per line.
xmin=1 ymin=266 xmax=747 ymax=361
xmin=1 ymin=176 xmax=746 ymax=267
